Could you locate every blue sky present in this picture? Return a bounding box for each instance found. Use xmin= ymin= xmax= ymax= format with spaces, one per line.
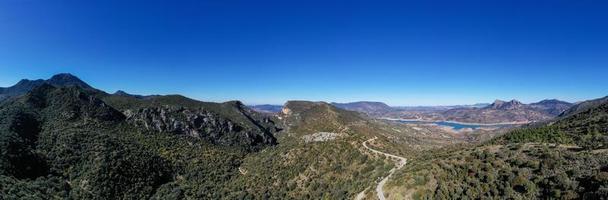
xmin=0 ymin=0 xmax=607 ymax=106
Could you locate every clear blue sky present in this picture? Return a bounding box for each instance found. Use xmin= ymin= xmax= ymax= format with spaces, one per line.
xmin=0 ymin=0 xmax=607 ymax=106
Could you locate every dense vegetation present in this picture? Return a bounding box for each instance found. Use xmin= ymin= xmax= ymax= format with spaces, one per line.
xmin=495 ymin=98 xmax=608 ymax=149
xmin=225 ymin=100 xmax=398 ymax=199
xmin=230 ymin=139 xmax=392 ymax=199
xmin=281 ymin=101 xmax=367 ymax=136
xmin=0 ymin=85 xmax=173 ymax=199
xmin=385 ymin=96 xmax=608 ymax=199
xmin=0 ymin=84 xmax=396 ymax=199
xmin=3 ymin=74 xmax=606 ymax=200
xmin=386 ymin=144 xmax=608 ymax=199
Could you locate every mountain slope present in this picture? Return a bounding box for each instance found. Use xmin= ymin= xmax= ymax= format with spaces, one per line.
xmin=0 ymin=74 xmax=419 ymax=199
xmin=232 ymin=100 xmax=408 ymax=199
xmin=0 ymin=84 xmax=172 ymax=199
xmin=0 ymin=76 xmax=284 ymax=199
xmin=497 ymin=97 xmax=608 ymax=149
xmin=101 ymin=94 xmax=280 ymax=150
xmin=384 ymin=96 xmax=608 ymax=199
xmin=560 ymin=96 xmax=608 ymax=118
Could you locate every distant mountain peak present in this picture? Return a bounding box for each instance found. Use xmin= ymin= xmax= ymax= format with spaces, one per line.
xmin=488 ymin=99 xmax=523 ymax=110
xmin=47 ymin=73 xmax=92 ymax=89
xmin=16 ymin=78 xmax=39 ymax=84
xmin=489 ymin=99 xmax=506 ymax=109
xmin=493 ymin=99 xmax=506 ymax=104
xmin=330 ymin=101 xmax=393 ymax=116
xmin=13 ymin=79 xmax=45 ymax=87
xmin=49 ymin=72 xmax=77 ymax=79
xmin=0 ymin=73 xmax=96 ymax=102
xmin=533 ymin=99 xmax=571 ymax=105
xmin=509 ymin=99 xmax=523 ymax=104
xmin=114 ymin=90 xmax=129 ymax=95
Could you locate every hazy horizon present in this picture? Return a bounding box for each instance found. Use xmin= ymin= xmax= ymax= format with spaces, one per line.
xmin=0 ymin=72 xmax=603 ymax=107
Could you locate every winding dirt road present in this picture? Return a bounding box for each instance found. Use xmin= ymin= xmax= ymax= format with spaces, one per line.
xmin=357 ymin=137 xmax=407 ymax=200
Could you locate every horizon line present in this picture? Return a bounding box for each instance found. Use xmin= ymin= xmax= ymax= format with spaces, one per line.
xmin=0 ymin=73 xmax=603 ymax=107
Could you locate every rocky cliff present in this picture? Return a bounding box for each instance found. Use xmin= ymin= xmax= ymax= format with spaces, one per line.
xmin=123 ymin=105 xmax=278 ymax=149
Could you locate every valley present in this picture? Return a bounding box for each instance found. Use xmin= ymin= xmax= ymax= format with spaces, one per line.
xmin=333 ymin=99 xmax=574 ymax=124
xmin=0 ymin=74 xmax=606 ymax=199
xmin=386 ymin=118 xmax=518 ymax=131
xmin=2 ymin=1 xmax=607 ymax=199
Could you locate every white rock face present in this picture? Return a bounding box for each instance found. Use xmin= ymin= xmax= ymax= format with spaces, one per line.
xmin=301 ymin=132 xmax=344 ymax=142
xmin=281 ymin=107 xmax=292 ymax=115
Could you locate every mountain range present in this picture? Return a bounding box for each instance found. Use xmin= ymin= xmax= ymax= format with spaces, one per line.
xmin=0 ymin=73 xmax=606 ymax=199
xmin=437 ymin=99 xmax=573 ymax=123
xmin=333 ymin=99 xmax=573 ymax=124
xmin=384 ymin=96 xmax=608 ymax=199
xmin=0 ymin=73 xmax=415 ymax=199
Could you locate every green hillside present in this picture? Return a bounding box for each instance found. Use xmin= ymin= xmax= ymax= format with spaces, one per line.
xmin=4 ymin=74 xmax=605 ymax=200
xmin=0 ymin=84 xmax=404 ymax=199
xmin=495 ymin=97 xmax=608 ymax=149
xmin=384 ymin=97 xmax=608 ymax=199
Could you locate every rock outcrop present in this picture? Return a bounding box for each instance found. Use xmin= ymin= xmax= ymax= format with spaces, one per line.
xmin=123 ymin=105 xmax=278 ymax=149
xmin=301 ymin=132 xmax=345 ymax=142
xmin=488 ymin=99 xmax=524 ymax=110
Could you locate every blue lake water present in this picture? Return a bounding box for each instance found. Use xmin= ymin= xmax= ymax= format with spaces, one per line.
xmin=434 ymin=121 xmax=481 ymax=130
xmin=396 ymin=120 xmax=501 ymax=130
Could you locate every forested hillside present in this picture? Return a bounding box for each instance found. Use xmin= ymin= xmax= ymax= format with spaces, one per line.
xmin=384 ymin=97 xmax=608 ymax=199
xmin=2 ymin=73 xmax=606 ymax=200
xmin=0 ymin=76 xmax=414 ymax=199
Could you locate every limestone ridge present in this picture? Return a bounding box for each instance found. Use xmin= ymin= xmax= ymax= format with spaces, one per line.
xmin=123 ymin=105 xmax=277 ymax=149
xmin=488 ymin=99 xmax=524 ymax=110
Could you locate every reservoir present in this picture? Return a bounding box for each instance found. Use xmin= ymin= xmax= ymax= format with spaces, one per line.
xmin=395 ymin=120 xmax=510 ymax=130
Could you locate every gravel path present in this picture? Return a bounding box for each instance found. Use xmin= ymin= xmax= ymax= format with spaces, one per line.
xmin=358 ymin=137 xmax=407 ymax=200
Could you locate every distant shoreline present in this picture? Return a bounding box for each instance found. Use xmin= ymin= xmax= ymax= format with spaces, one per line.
xmin=379 ymin=117 xmax=529 ymax=126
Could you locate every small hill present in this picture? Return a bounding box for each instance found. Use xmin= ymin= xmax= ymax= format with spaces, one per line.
xmin=281 ymin=101 xmax=366 ymax=136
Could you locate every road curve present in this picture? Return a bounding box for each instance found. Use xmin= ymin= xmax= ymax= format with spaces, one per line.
xmin=360 ymin=137 xmax=407 ymax=200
